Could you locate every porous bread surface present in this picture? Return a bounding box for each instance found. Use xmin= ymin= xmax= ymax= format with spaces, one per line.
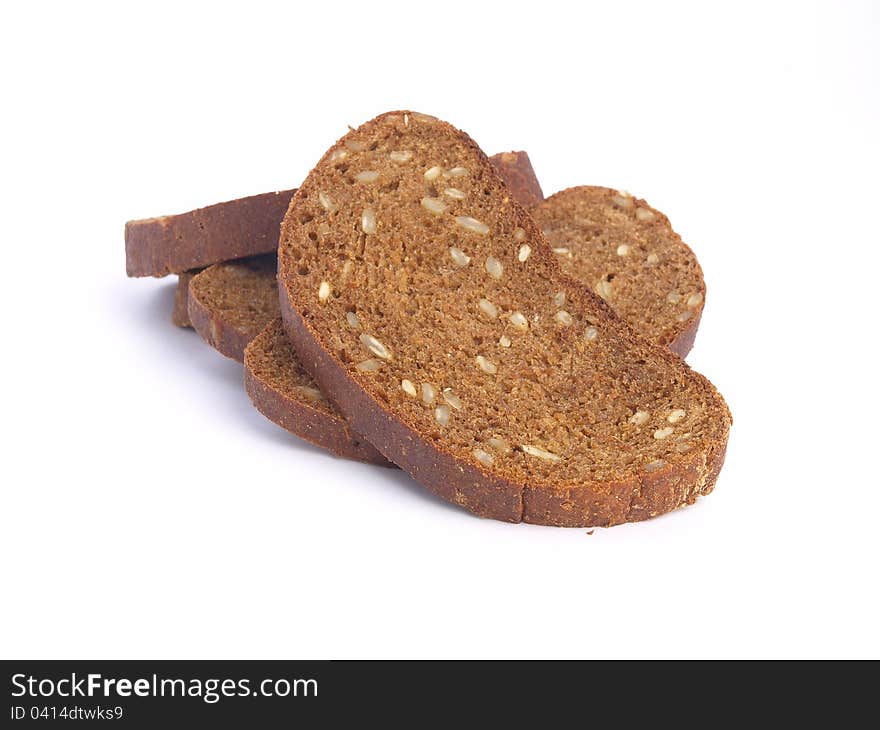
xmin=488 ymin=151 xmax=544 ymax=206
xmin=277 ymin=111 xmax=731 ymax=526
xmin=533 ymin=187 xmax=704 ymax=355
xmin=172 ymin=270 xmax=200 ymax=327
xmin=244 ymin=320 xmax=390 ymax=466
xmin=187 ymin=255 xmax=278 ymax=361
xmin=125 ymin=189 xmax=295 ymax=277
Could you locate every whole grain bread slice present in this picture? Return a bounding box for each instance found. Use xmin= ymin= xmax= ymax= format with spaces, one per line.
xmin=276 ymin=111 xmax=731 ymax=527
xmin=534 ymin=187 xmax=705 ymax=356
xmin=187 ymin=255 xmax=278 ymax=360
xmin=125 ymin=189 xmax=295 ymax=277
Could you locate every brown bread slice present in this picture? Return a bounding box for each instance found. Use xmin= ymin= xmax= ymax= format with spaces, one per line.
xmin=187 ymin=255 xmax=278 ymax=360
xmin=125 ymin=189 xmax=295 ymax=277
xmin=488 ymin=151 xmax=544 ymax=206
xmin=244 ymin=319 xmax=391 ymax=466
xmin=276 ymin=111 xmax=731 ymax=527
xmin=533 ymin=187 xmax=704 ymax=356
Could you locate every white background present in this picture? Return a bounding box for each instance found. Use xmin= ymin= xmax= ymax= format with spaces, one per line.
xmin=2 ymin=1 xmax=878 ymax=659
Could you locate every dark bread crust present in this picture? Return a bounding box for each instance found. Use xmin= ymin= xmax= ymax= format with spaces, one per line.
xmin=669 ymin=311 xmax=701 ymax=358
xmin=244 ymin=320 xmax=390 ymax=466
xmin=489 ymin=151 xmax=544 ymax=206
xmin=172 ymin=271 xmax=200 ymax=327
xmin=277 ymin=111 xmax=731 ymax=526
xmin=125 ymin=190 xmax=295 ymax=277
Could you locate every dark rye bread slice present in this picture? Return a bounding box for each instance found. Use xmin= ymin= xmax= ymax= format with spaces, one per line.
xmin=244 ymin=320 xmax=390 ymax=466
xmin=488 ymin=151 xmax=544 ymax=206
xmin=187 ymin=255 xmax=278 ymax=360
xmin=276 ymin=111 xmax=731 ymax=527
xmin=125 ymin=189 xmax=295 ymax=277
xmin=534 ymin=187 xmax=705 ymax=356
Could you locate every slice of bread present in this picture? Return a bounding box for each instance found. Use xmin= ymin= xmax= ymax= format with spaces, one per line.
xmin=187 ymin=255 xmax=278 ymax=361
xmin=533 ymin=187 xmax=704 ymax=356
xmin=125 ymin=189 xmax=295 ymax=277
xmin=244 ymin=320 xmax=391 ymax=466
xmin=276 ymin=111 xmax=731 ymax=526
xmin=488 ymin=151 xmax=544 ymax=206
xmin=172 ymin=270 xmax=201 ymax=327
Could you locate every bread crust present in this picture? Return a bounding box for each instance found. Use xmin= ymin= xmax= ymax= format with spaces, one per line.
xmin=125 ymin=190 xmax=295 ymax=277
xmin=277 ymin=111 xmax=731 ymax=526
xmin=488 ymin=151 xmax=544 ymax=206
xmin=244 ymin=321 xmax=391 ymax=467
xmin=669 ymin=310 xmax=701 ymax=358
xmin=172 ymin=271 xmax=199 ymax=327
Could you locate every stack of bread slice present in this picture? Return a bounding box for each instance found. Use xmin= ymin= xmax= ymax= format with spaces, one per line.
xmin=125 ymin=111 xmax=730 ymax=526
